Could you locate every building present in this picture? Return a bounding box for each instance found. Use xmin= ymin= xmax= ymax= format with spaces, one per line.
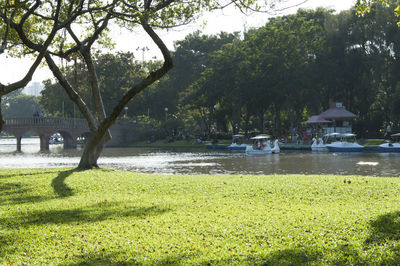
xmin=23 ymin=82 xmax=43 ymax=96
xmin=317 ymin=102 xmax=357 ymax=134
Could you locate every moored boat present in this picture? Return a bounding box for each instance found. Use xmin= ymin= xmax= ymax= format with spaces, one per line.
xmin=364 ymin=133 xmax=400 ymax=153
xmin=326 ymin=133 xmax=364 ymax=152
xmin=311 ymin=137 xmax=328 ymax=152
xmin=246 ymin=135 xmax=280 ymax=155
xmin=227 ymin=134 xmax=247 ymax=151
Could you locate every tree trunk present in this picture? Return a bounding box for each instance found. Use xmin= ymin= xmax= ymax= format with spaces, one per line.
xmin=258 ymin=108 xmax=264 ymax=133
xmin=78 ymin=134 xmax=107 ymax=168
xmin=0 ymin=97 xmax=3 ymax=132
xmin=76 ymin=20 xmax=173 ymax=169
xmin=274 ymin=104 xmax=281 ymax=137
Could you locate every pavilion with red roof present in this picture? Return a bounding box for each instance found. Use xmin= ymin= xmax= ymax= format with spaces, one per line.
xmin=305 ymin=102 xmax=358 ymax=135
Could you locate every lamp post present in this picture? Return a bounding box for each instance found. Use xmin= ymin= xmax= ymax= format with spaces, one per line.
xmin=136 ymin=46 xmax=149 ymax=62
xmin=124 ymin=106 xmax=128 ymax=118
xmin=164 ymin=107 xmax=168 ymax=122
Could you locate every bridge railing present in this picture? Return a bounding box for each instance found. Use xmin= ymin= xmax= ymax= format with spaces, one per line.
xmin=4 ymin=117 xmax=88 ymax=129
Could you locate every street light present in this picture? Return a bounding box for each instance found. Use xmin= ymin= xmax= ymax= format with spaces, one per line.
xmin=164 ymin=107 xmax=168 ymax=122
xmin=136 ymin=46 xmax=149 ymax=62
xmin=124 ymin=106 xmax=128 ymax=117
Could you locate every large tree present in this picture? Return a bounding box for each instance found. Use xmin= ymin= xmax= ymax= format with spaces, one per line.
xmin=0 ymin=0 xmax=69 ymax=130
xmin=1 ymin=0 xmax=285 ymax=169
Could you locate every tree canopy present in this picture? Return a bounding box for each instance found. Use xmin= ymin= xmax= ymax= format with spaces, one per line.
xmin=1 ymin=0 xmax=279 ymax=168
xmin=46 ymin=1 xmax=399 ymax=141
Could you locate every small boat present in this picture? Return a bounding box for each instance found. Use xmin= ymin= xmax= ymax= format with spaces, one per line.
xmin=326 ymin=133 xmax=364 ymax=152
xmin=365 ymin=133 xmax=400 ymax=152
xmin=49 ymin=134 xmax=63 ymax=145
xmin=227 ymin=134 xmax=247 ymax=151
xmin=311 ymin=137 xmax=328 ymax=152
xmin=312 ymin=133 xmax=341 ymax=152
xmin=245 ymin=135 xmax=280 ymax=155
xmin=205 ymin=144 xmax=228 ymax=150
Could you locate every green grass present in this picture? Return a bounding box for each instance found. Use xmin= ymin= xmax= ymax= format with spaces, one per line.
xmin=1 ymin=169 xmax=400 ymax=264
xmin=359 ymin=138 xmax=386 ymax=146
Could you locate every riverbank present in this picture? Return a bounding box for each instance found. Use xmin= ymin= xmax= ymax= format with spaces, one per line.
xmin=1 ymin=168 xmax=399 ymax=264
xmin=128 ymin=138 xmax=385 ymax=150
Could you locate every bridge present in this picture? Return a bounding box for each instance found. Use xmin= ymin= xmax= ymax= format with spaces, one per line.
xmin=2 ymin=117 xmax=90 ymax=151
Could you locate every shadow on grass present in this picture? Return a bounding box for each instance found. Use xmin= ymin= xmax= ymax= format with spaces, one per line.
xmin=365 ymin=211 xmax=400 ymax=244
xmin=66 ymin=248 xmax=320 ymax=265
xmin=51 ymin=168 xmax=115 ymax=198
xmin=0 ymin=169 xmax=61 ymax=179
xmin=0 ymin=201 xmax=171 ymax=260
xmin=67 ymin=211 xmax=400 ymax=265
xmin=51 ymin=168 xmax=81 ymax=198
xmin=64 ymin=251 xmax=141 ymax=265
xmin=2 ymin=201 xmax=171 ymax=227
xmin=0 ymin=182 xmax=47 ymax=206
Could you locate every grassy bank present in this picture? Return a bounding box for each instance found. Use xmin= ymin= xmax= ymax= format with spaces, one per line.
xmin=1 ymin=169 xmax=400 ymax=264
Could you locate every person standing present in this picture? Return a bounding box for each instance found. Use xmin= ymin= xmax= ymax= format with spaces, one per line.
xmin=385 ymin=122 xmax=392 ymax=139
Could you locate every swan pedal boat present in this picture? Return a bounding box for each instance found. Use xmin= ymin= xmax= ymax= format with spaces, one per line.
xmin=311 ymin=137 xmax=328 ymax=152
xmin=246 ymin=135 xmax=280 ymax=155
xmin=312 ymin=133 xmax=342 ymax=152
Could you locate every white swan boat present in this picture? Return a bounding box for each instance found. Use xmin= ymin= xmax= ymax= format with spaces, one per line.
xmin=311 ymin=137 xmax=328 ymax=151
xmin=311 ymin=133 xmax=341 ymax=151
xmin=246 ymin=135 xmax=280 ymax=155
xmin=326 ymin=133 xmax=364 ymax=152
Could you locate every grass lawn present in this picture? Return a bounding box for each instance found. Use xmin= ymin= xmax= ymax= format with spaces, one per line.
xmin=1 ymin=169 xmax=400 ymax=264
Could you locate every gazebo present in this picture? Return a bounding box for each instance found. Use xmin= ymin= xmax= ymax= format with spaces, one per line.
xmin=303 ymin=115 xmax=332 ymax=140
xmin=318 ymin=102 xmax=357 ymax=134
xmin=304 ymin=115 xmax=332 ymax=124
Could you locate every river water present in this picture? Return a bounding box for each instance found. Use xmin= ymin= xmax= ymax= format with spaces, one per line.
xmin=0 ymin=138 xmax=399 ymax=176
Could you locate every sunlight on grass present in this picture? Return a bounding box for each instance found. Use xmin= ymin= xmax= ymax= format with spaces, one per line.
xmin=1 ymin=169 xmax=400 ymax=264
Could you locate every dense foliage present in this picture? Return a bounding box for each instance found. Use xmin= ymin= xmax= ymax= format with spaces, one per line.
xmin=0 ymin=89 xmax=40 ymax=118
xmin=40 ymin=2 xmax=400 ymax=140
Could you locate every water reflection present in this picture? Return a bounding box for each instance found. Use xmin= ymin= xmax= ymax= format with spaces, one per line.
xmin=0 ymin=138 xmax=399 ymax=176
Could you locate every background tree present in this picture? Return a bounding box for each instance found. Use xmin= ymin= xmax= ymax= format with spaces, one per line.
xmin=3 ymin=0 xmax=275 ymax=169
xmin=0 ymin=0 xmax=67 ymax=130
xmin=1 ymin=89 xmax=41 ymax=118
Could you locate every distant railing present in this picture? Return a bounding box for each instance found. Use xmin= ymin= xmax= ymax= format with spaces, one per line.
xmin=4 ymin=117 xmax=88 ymax=129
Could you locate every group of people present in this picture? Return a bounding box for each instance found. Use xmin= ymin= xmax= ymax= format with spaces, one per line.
xmin=252 ymin=139 xmax=269 ymax=150
xmin=292 ymin=127 xmax=322 ymax=144
xmin=33 ymin=111 xmax=45 ymax=118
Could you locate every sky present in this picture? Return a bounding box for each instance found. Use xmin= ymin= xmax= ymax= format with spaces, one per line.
xmin=0 ymin=0 xmax=356 ymax=85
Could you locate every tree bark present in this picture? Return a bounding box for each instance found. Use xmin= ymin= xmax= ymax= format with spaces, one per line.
xmin=78 ymin=19 xmax=173 ymax=169
xmin=0 ymin=97 xmax=4 ymax=132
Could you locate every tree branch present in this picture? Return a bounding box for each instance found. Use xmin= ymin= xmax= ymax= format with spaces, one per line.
xmin=44 ymin=52 xmax=98 ymax=131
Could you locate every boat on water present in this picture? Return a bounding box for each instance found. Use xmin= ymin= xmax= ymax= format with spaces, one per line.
xmin=245 ymin=135 xmax=280 ymax=155
xmin=49 ymin=134 xmax=63 ymax=145
xmin=364 ymin=133 xmax=400 ymax=153
xmin=226 ymin=134 xmax=247 ymax=151
xmin=311 ymin=133 xmax=341 ymax=152
xmin=377 ymin=133 xmax=400 ymax=152
xmin=326 ymin=133 xmax=364 ymax=152
xmin=311 ymin=137 xmax=327 ymax=152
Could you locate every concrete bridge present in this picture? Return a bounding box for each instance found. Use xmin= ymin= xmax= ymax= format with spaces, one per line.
xmin=2 ymin=117 xmax=90 ymax=151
